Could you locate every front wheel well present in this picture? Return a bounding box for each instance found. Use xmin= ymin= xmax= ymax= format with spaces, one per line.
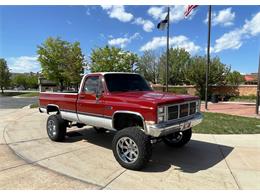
xmin=113 ymin=113 xmax=145 ymax=131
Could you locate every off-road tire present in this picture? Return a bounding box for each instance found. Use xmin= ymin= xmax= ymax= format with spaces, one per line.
xmin=46 ymin=114 xmax=67 ymax=142
xmin=112 ymin=127 xmax=152 ymax=170
xmin=93 ymin=127 xmax=107 ymax=133
xmin=163 ymin=128 xmax=192 ymax=147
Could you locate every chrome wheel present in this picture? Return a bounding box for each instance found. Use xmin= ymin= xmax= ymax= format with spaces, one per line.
xmin=116 ymin=137 xmax=139 ymax=164
xmin=47 ymin=119 xmax=56 ymax=138
xmin=165 ymin=132 xmax=183 ymax=143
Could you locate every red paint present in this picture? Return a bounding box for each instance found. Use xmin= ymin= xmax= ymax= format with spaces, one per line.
xmin=39 ymin=73 xmax=199 ymax=123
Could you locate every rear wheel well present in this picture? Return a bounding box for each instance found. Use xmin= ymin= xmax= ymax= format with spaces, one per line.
xmin=46 ymin=105 xmax=60 ymax=114
xmin=113 ymin=113 xmax=144 ymax=131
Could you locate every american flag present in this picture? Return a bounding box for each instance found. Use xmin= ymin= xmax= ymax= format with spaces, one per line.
xmin=184 ymin=5 xmax=198 ymax=17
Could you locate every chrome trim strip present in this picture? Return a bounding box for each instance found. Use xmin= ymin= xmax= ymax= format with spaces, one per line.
xmin=60 ymin=109 xmax=77 ymax=113
xmin=166 ymin=100 xmax=199 ymax=108
xmin=79 ymin=74 xmax=88 ymax=93
xmin=77 ymin=111 xmax=112 ymax=119
xmin=78 ymin=113 xmax=114 ymax=130
xmin=40 ymin=92 xmax=78 ymax=95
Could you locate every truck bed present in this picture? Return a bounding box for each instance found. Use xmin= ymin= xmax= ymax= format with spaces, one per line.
xmin=39 ymin=92 xmax=78 ymax=113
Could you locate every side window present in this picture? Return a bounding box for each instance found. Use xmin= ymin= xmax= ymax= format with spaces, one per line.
xmin=83 ymin=76 xmax=99 ymax=93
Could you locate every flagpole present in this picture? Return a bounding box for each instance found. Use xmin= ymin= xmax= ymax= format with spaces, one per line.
xmin=205 ymin=5 xmax=211 ymax=110
xmin=166 ymin=6 xmax=170 ymax=92
xmin=256 ymin=52 xmax=260 ymax=114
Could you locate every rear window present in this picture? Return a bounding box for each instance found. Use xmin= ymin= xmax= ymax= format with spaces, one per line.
xmin=104 ymin=74 xmax=152 ymax=92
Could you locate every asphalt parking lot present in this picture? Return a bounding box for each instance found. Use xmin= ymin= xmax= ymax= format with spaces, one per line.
xmin=0 ymin=107 xmax=259 ymax=189
xmin=0 ymin=96 xmax=38 ymax=109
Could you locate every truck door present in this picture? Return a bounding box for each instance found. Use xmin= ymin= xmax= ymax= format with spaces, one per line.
xmin=77 ymin=75 xmax=107 ymax=127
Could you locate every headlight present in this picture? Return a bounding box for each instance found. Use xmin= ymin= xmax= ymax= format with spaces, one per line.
xmin=158 ymin=106 xmax=164 ymax=114
xmin=157 ymin=106 xmax=166 ymax=123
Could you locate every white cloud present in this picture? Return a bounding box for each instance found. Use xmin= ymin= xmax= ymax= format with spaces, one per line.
xmin=85 ymin=7 xmax=91 ymax=15
xmin=212 ymin=30 xmax=243 ymax=53
xmin=148 ymin=5 xmax=195 ymax=23
xmin=7 ymin=56 xmax=40 ymax=73
xmin=108 ymin=33 xmax=140 ymax=48
xmin=204 ymin=7 xmax=235 ymax=27
xmin=101 ymin=5 xmax=133 ymax=22
xmin=242 ymin=12 xmax=260 ymax=36
xmin=85 ymin=9 xmax=90 ymax=16
xmin=147 ymin=6 xmax=165 ymax=20
xmin=108 ymin=38 xmax=129 ymax=48
xmin=140 ymin=35 xmax=200 ymax=54
xmin=133 ymin=17 xmax=154 ymax=32
xmin=212 ymin=12 xmax=260 ymax=53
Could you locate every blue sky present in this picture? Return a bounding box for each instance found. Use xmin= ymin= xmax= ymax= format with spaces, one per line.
xmin=0 ymin=5 xmax=259 ymax=74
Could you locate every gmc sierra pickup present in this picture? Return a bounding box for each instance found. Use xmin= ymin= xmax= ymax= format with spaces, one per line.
xmin=39 ymin=72 xmax=203 ymax=170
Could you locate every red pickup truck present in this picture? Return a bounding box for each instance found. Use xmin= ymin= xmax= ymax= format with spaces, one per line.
xmin=39 ymin=72 xmax=202 ymax=170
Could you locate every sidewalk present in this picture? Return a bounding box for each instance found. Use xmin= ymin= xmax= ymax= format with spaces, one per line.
xmin=0 ymin=108 xmax=99 ymax=190
xmin=201 ymin=102 xmax=258 ymax=118
xmin=0 ymin=107 xmax=259 ymax=189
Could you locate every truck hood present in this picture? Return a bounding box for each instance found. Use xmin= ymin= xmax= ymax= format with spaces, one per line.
xmin=109 ymin=91 xmax=199 ymax=105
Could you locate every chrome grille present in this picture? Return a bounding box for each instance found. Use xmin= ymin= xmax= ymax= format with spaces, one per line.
xmin=190 ymin=102 xmax=196 ymax=115
xmin=168 ymin=105 xmax=178 ymax=120
xmin=167 ymin=101 xmax=198 ymax=121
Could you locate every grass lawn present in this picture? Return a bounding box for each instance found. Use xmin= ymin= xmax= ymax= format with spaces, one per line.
xmin=30 ymin=103 xmax=39 ymax=108
xmin=193 ymin=112 xmax=260 ymax=134
xmin=0 ymin=92 xmax=26 ymax=96
xmin=17 ymin=92 xmax=39 ymax=97
xmin=0 ymin=91 xmax=39 ymax=97
xmin=229 ymin=95 xmax=256 ymax=103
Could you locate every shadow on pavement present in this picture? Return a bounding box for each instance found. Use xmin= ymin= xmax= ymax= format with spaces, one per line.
xmin=65 ymin=128 xmax=234 ymax=173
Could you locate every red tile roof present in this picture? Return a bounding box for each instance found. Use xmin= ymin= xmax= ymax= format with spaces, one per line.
xmin=244 ymin=75 xmax=257 ymax=81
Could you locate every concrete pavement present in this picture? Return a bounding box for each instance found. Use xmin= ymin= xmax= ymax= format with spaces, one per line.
xmin=0 ymin=108 xmax=99 ymax=189
xmin=0 ymin=108 xmax=260 ymax=189
xmin=201 ymin=102 xmax=257 ymax=118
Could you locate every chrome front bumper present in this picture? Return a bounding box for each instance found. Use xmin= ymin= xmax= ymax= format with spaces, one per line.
xmin=146 ymin=112 xmax=203 ymax=137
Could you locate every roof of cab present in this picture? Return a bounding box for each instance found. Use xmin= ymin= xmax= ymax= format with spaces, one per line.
xmin=86 ymin=72 xmax=139 ymax=76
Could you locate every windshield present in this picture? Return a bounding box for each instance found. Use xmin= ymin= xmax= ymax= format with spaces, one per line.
xmin=104 ymin=73 xmax=152 ymax=92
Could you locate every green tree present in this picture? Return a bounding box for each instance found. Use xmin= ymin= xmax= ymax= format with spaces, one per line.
xmin=27 ymin=74 xmax=39 ymax=89
xmin=12 ymin=74 xmax=28 ymax=89
xmin=37 ymin=37 xmax=85 ymax=91
xmin=0 ymin=58 xmax=11 ymax=93
xmin=226 ymin=71 xmax=245 ymax=85
xmin=186 ymin=56 xmax=230 ymax=98
xmin=138 ymin=50 xmax=159 ymax=84
xmin=90 ymin=46 xmax=138 ymax=72
xmin=64 ymin=42 xmax=85 ymax=88
xmin=159 ymin=48 xmax=191 ymax=85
